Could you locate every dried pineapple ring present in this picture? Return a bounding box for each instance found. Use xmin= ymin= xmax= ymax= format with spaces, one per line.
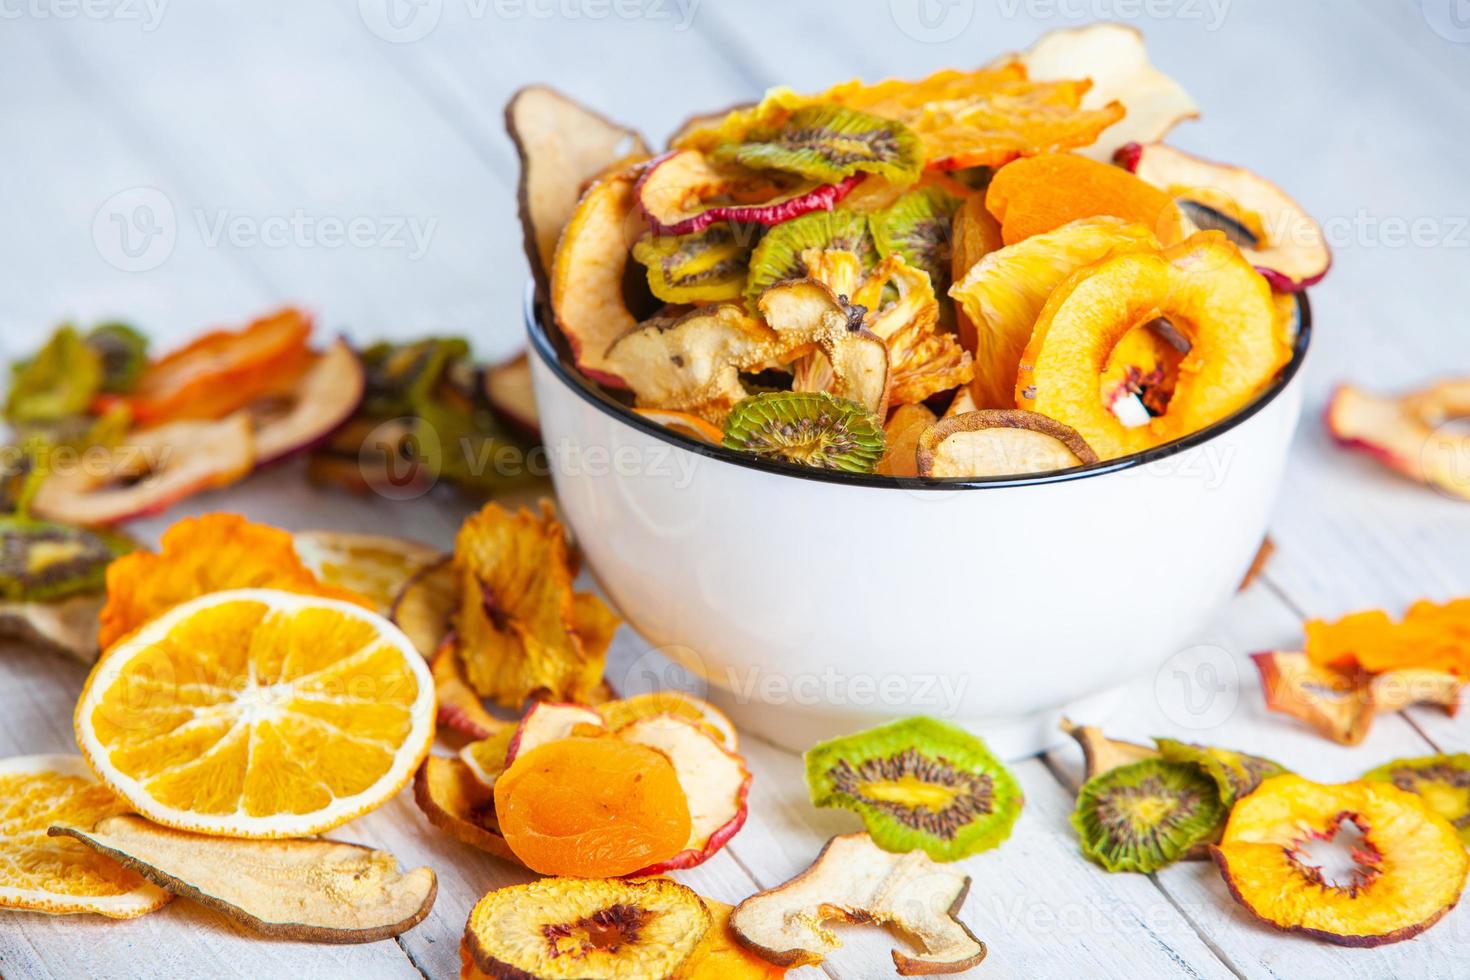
xmin=1017 ymin=232 xmax=1286 ymax=460
xmin=1212 ymin=774 xmax=1470 ymax=947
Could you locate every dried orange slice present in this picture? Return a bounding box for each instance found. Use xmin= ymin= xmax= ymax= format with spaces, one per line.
xmin=99 ymin=514 xmax=373 ymax=651
xmin=75 ymin=589 xmax=435 ymax=838
xmin=0 ymin=754 xmax=170 ymax=917
xmin=101 ymin=307 xmax=313 ymax=426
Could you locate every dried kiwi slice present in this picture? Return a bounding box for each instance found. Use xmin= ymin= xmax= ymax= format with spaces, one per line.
xmin=717 ymin=105 xmax=923 ymax=187
xmin=723 ymin=392 xmax=885 ymax=474
xmin=86 ymin=323 xmax=149 ymax=394
xmin=871 ymin=187 xmax=963 ymax=300
xmin=1155 ymin=738 xmax=1288 ymax=808
xmin=6 ymin=326 xmax=103 ymax=424
xmin=744 ymin=209 xmax=875 ymax=312
xmin=360 ymin=337 xmax=470 ymax=418
xmin=805 ymin=716 xmax=1023 ymax=861
xmin=1071 ymin=759 xmax=1224 ymax=873
xmin=1363 ymin=754 xmax=1470 ymax=844
xmin=631 ymin=222 xmax=754 ymax=304
xmin=464 ymin=876 xmax=711 ymax=979
xmin=0 ymin=517 xmax=134 ymax=602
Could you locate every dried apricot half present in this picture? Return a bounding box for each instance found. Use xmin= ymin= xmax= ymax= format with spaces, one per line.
xmin=1212 ymin=774 xmax=1470 ymax=947
xmin=985 ymin=152 xmax=1187 ymax=246
xmin=1017 ymin=232 xmax=1286 ymax=460
xmin=493 ymin=736 xmax=692 ymax=878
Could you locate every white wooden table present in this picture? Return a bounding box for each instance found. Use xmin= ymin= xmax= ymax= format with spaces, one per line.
xmin=2 ymin=2 xmax=1469 ymax=976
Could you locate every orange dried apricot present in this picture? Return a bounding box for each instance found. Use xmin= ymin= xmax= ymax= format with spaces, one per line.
xmin=986 ymin=153 xmax=1186 ymax=246
xmin=1307 ymin=599 xmax=1470 ymax=678
xmin=493 ymin=736 xmax=691 ymax=878
xmin=100 ymin=308 xmax=313 ymax=426
xmin=98 ymin=514 xmax=372 ymax=651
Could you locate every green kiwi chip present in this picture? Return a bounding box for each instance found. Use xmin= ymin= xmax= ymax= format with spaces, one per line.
xmin=1362 ymin=754 xmax=1470 ymax=845
xmin=632 ymin=223 xmax=754 ymax=304
xmin=1071 ymin=759 xmax=1225 ymax=873
xmin=6 ymin=326 xmax=104 ymax=424
xmin=0 ymin=517 xmax=135 ymax=603
xmin=723 ymin=392 xmax=885 ymax=474
xmin=805 ymin=716 xmax=1023 ymax=862
xmin=86 ymin=323 xmax=149 ymax=394
xmin=361 ymin=337 xmax=471 ymax=418
xmin=1154 ymin=738 xmax=1288 ymax=808
xmin=871 ymin=186 xmax=963 ymax=297
xmin=744 ymin=209 xmax=875 ymax=312
xmin=716 ymin=105 xmax=923 ymax=187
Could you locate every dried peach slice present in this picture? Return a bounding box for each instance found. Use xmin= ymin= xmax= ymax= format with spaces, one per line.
xmin=0 ymin=754 xmax=170 ymax=918
xmin=876 ymin=403 xmax=937 ymax=478
xmin=986 ymin=152 xmax=1187 ymax=246
xmin=1120 ymin=142 xmax=1331 ymax=291
xmin=98 ymin=513 xmax=372 ymax=651
xmin=1017 ymin=232 xmax=1286 ymax=460
xmin=493 ymin=736 xmax=692 ymax=878
xmin=917 ymin=410 xmax=1097 ymax=478
xmin=1212 ymin=775 xmax=1469 ymax=946
xmin=1016 ymin=24 xmax=1198 ymax=161
xmin=950 ymin=216 xmax=1159 ymax=408
xmin=101 ymin=307 xmax=313 ymax=426
xmin=1328 ymin=381 xmax=1470 ymax=501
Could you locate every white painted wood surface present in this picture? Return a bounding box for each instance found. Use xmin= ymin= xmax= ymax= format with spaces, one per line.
xmin=2 ymin=1 xmax=1468 ymax=976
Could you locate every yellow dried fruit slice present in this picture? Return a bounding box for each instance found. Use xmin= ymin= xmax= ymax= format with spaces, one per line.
xmin=294 ymin=530 xmax=442 ymax=616
xmin=596 ymin=691 xmax=738 ymax=751
xmin=75 ymin=589 xmax=435 ymax=838
xmin=0 ymin=754 xmax=170 ymax=918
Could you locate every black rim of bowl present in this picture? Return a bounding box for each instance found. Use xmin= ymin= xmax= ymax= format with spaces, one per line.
xmin=523 ymin=282 xmax=1312 ymax=490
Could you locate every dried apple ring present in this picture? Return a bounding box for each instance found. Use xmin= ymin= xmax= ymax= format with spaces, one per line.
xmin=917 ymin=410 xmax=1097 ymax=478
xmin=1017 ymin=232 xmax=1287 ymax=460
xmin=493 ymin=736 xmax=692 ymax=878
xmin=636 ymin=149 xmax=861 ymax=237
xmin=1212 ymin=774 xmax=1470 ymax=947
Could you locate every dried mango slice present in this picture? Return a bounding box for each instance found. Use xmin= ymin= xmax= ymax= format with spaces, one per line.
xmin=98 ymin=513 xmax=373 ymax=651
xmin=453 ymin=501 xmax=614 ymax=708
xmin=1212 ymin=775 xmax=1470 ymax=946
xmin=1017 ymin=232 xmax=1286 ymax=460
xmin=100 ymin=307 xmax=313 ymax=426
xmin=53 ymin=814 xmax=435 ymax=942
xmin=1307 ymin=598 xmax=1470 ymax=677
xmin=985 ymin=153 xmax=1187 ymax=246
xmin=0 ymin=755 xmax=170 ymax=918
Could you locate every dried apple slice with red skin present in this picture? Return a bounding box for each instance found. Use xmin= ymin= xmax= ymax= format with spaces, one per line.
xmin=31 ymin=413 xmax=255 ymax=526
xmin=550 ymin=169 xmax=647 ymax=388
xmin=615 ymin=714 xmax=751 ymax=874
xmin=505 ymin=85 xmax=650 ymax=307
xmin=503 ymin=702 xmax=607 ymax=768
xmin=250 ymin=340 xmax=364 ymax=465
xmin=412 ymin=755 xmax=521 ymax=865
xmin=731 ymin=832 xmax=985 ymax=975
xmin=482 ymin=352 xmax=540 ymax=438
xmin=1251 ymin=651 xmax=1374 ymax=745
xmin=429 ymin=636 xmax=504 ymax=742
xmin=917 ymin=410 xmax=1097 ymax=478
xmin=1211 ymin=774 xmax=1469 ymax=947
xmin=1118 ymin=142 xmax=1331 ymax=292
xmin=1327 ymin=382 xmax=1470 ymax=500
xmin=637 ymin=149 xmax=862 ymax=236
xmin=390 ymin=558 xmax=458 ymax=660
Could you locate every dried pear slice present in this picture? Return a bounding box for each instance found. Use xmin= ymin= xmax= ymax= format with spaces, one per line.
xmin=465 ymin=876 xmax=711 ymax=979
xmin=1120 ymin=142 xmax=1330 ymax=291
xmin=714 ymin=105 xmax=923 ymax=187
xmin=731 ymin=833 xmax=986 ymax=975
xmin=1017 ymin=23 xmax=1198 ymax=161
xmin=917 ymin=410 xmax=1097 ymax=478
xmin=1363 ymin=755 xmax=1470 ymax=845
xmin=1212 ymin=775 xmax=1470 ymax=946
xmin=805 ymin=717 xmax=1022 ymax=862
xmin=1018 ymin=232 xmax=1286 ymax=460
xmin=758 ymin=279 xmax=891 ymax=417
xmin=637 ymin=149 xmax=862 ymax=237
xmin=1072 ymin=759 xmax=1225 ymax=873
xmin=0 ymin=593 xmax=104 ymax=664
xmin=1058 ymin=718 xmax=1160 ymax=783
xmin=52 ymin=814 xmax=435 ymax=942
xmin=1154 ymin=738 xmax=1288 ymax=808
xmin=413 ymin=755 xmax=521 ymax=865
xmin=506 ymin=85 xmax=650 ymax=307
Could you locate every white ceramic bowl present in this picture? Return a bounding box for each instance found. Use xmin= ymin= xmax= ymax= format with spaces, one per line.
xmin=526 ymin=287 xmax=1310 ymax=757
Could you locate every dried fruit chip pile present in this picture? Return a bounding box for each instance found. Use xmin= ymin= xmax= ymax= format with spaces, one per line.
xmin=514 ymin=23 xmax=1327 ymax=479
